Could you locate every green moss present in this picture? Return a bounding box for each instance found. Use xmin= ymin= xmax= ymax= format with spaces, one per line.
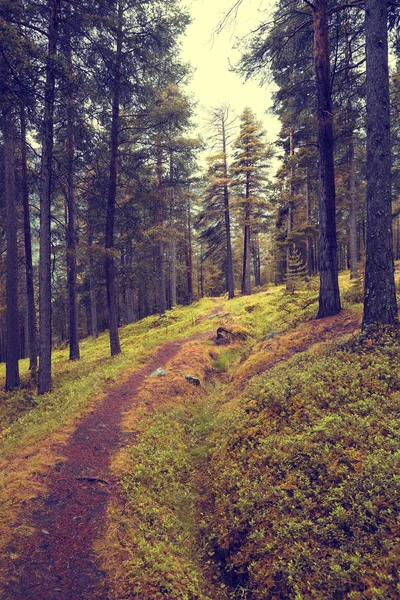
xmin=0 ymin=298 xmax=217 ymax=454
xmin=100 ymin=398 xmax=229 ymax=600
xmin=212 ymin=350 xmax=242 ymax=373
xmin=204 ymin=328 xmax=400 ymax=599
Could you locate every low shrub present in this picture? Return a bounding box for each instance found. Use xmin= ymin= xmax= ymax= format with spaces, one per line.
xmin=203 ymin=328 xmax=400 ymax=599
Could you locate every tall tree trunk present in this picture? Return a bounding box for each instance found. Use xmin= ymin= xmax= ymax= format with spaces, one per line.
xmin=286 ymin=126 xmax=295 ymax=291
xmin=348 ymin=137 xmax=358 ymax=280
xmin=221 ymin=118 xmax=234 ymax=299
xmin=88 ymin=236 xmax=98 ymax=338
xmin=313 ymin=0 xmax=341 ymax=318
xmin=363 ymin=0 xmax=398 ymax=328
xmin=105 ymin=1 xmax=122 ymax=356
xmin=126 ymin=241 xmax=135 ymax=323
xmin=306 ymin=167 xmax=314 ymax=276
xmin=242 ymin=173 xmax=252 ymax=295
xmin=169 ymin=156 xmax=177 ymax=307
xmin=65 ymin=20 xmax=80 ymax=360
xmin=199 ymin=239 xmax=204 ymax=298
xmin=156 ymin=138 xmax=167 ymax=314
xmin=4 ymin=114 xmax=20 ymax=390
xmin=38 ymin=0 xmax=59 ymax=395
xmin=186 ymin=193 xmax=193 ymax=302
xmin=20 ymin=106 xmax=37 ymax=371
xmin=252 ymin=233 xmax=261 ymax=287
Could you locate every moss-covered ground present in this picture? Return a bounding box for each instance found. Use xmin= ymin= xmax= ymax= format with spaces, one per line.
xmin=2 ymin=272 xmax=400 ymax=598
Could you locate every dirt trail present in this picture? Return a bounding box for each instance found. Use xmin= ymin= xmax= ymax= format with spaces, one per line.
xmin=4 ymin=333 xmax=210 ymax=600
xmin=3 ymin=308 xmax=362 ymax=600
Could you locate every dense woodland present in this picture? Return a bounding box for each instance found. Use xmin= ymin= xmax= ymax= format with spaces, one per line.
xmin=1 ymin=0 xmax=400 ymax=394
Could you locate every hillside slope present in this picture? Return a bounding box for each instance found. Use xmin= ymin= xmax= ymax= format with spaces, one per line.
xmin=1 ymin=278 xmax=399 ymax=599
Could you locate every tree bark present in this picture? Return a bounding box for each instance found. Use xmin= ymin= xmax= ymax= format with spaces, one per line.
xmin=286 ymin=126 xmax=295 ymax=291
xmin=169 ymin=155 xmax=177 ymax=307
xmin=105 ymin=0 xmax=122 ymax=356
xmin=155 ymin=137 xmax=167 ymax=314
xmin=242 ymin=172 xmax=252 ymax=295
xmin=252 ymin=232 xmax=261 ymax=287
xmin=221 ymin=118 xmax=235 ymax=299
xmin=20 ymin=106 xmax=38 ymax=371
xmin=4 ymin=114 xmax=20 ymax=390
xmin=363 ymin=0 xmax=398 ymax=328
xmin=186 ymin=193 xmax=193 ymax=302
xmin=306 ymin=167 xmax=314 ymax=276
xmin=65 ymin=19 xmax=80 ymax=360
xmin=348 ymin=137 xmax=358 ymax=280
xmin=38 ymin=0 xmax=59 ymax=395
xmin=313 ymin=0 xmax=341 ymax=318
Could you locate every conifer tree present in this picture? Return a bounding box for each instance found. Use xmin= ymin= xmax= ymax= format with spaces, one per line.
xmin=363 ymin=0 xmax=398 ymax=328
xmin=231 ymin=107 xmax=271 ymax=295
xmin=38 ymin=0 xmax=60 ymax=394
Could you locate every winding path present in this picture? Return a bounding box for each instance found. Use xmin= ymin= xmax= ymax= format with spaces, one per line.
xmin=5 ymin=335 xmax=208 ymax=600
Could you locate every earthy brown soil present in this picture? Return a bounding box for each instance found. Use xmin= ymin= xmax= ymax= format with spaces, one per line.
xmin=4 ymin=334 xmax=210 ymax=600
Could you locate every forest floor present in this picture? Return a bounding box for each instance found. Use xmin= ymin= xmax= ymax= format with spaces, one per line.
xmin=0 ymin=296 xmax=363 ymax=600
xmin=2 ymin=327 xmax=217 ymax=600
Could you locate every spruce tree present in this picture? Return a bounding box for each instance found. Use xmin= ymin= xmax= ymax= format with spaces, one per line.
xmin=231 ymin=107 xmax=271 ymax=295
xmin=363 ymin=0 xmax=398 ymax=328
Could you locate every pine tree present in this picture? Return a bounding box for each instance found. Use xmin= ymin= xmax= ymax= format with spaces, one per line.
xmin=285 ymin=247 xmax=307 ymax=293
xmin=231 ymin=107 xmax=271 ymax=295
xmin=363 ymin=0 xmax=398 ymax=328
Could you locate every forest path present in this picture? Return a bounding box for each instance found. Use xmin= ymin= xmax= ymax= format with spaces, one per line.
xmin=3 ymin=305 xmax=362 ymax=600
xmin=4 ymin=328 xmax=215 ymax=600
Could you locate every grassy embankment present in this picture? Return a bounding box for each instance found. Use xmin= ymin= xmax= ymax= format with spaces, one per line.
xmin=97 ymin=273 xmax=400 ymax=599
xmin=2 ymin=272 xmax=400 ymax=598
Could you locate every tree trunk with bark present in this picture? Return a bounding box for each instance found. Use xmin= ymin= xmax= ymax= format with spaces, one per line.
xmin=169 ymin=156 xmax=177 ymax=307
xmin=221 ymin=118 xmax=235 ymax=299
xmin=363 ymin=0 xmax=398 ymax=328
xmin=348 ymin=137 xmax=358 ymax=280
xmin=65 ymin=22 xmax=80 ymax=360
xmin=20 ymin=106 xmax=37 ymax=371
xmin=4 ymin=114 xmax=20 ymax=390
xmin=286 ymin=126 xmax=295 ymax=291
xmin=38 ymin=0 xmax=59 ymax=395
xmin=105 ymin=1 xmax=122 ymax=356
xmin=313 ymin=0 xmax=341 ymax=318
xmin=242 ymin=172 xmax=252 ymax=296
xmin=155 ymin=137 xmax=167 ymax=314
xmin=186 ymin=193 xmax=193 ymax=302
xmin=306 ymin=167 xmax=314 ymax=276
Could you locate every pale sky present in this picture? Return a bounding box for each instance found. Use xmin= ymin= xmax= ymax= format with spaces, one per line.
xmin=180 ymin=0 xmax=280 ymax=164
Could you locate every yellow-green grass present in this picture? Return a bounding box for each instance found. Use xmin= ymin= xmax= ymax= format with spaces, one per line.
xmin=0 ymin=298 xmax=217 ymax=448
xmin=0 ymin=298 xmax=218 ymax=558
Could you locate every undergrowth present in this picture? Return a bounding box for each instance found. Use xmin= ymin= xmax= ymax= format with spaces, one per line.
xmin=204 ymin=327 xmax=400 ymax=599
xmin=2 ymin=271 xmax=382 ymax=599
xmin=0 ymin=298 xmax=217 ymax=559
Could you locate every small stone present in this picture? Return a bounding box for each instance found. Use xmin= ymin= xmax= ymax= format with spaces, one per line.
xmin=149 ymin=367 xmax=168 ymax=378
xmin=266 ymin=331 xmax=277 ymax=340
xmin=182 ymin=374 xmax=201 ymax=386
